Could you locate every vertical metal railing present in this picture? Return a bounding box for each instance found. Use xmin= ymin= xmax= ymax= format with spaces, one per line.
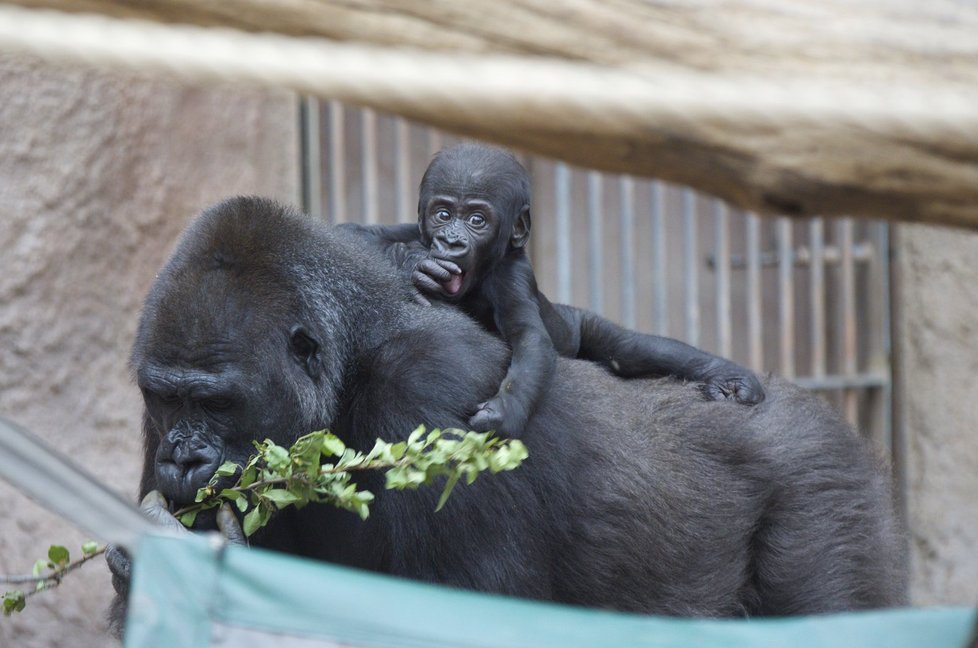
xmin=587 ymin=172 xmax=605 ymax=316
xmin=619 ymin=177 xmax=637 ymax=329
xmin=745 ymin=212 xmax=764 ymax=370
xmin=650 ymin=181 xmax=668 ymax=336
xmin=682 ymin=189 xmax=701 ymax=348
xmin=301 ymin=101 xmax=893 ymax=450
xmin=554 ymin=162 xmax=573 ymax=304
xmin=713 ymin=200 xmax=732 ymax=359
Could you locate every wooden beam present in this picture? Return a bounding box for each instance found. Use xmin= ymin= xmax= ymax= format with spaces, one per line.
xmin=4 ymin=0 xmax=978 ymax=227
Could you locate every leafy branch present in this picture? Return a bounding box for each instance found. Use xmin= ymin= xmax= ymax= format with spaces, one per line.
xmin=174 ymin=426 xmax=529 ymax=537
xmin=1 ymin=426 xmax=528 ymax=615
xmin=2 ymin=542 xmax=103 ymax=616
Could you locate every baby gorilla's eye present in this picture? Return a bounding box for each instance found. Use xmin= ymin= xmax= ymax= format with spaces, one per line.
xmin=468 ymin=213 xmax=487 ymax=228
xmin=434 ymin=209 xmax=451 ymax=223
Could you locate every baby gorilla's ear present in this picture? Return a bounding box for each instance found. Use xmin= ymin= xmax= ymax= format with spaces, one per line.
xmin=510 ymin=205 xmax=531 ymax=249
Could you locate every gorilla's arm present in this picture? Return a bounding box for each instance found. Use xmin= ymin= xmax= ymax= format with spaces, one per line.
xmin=470 ymin=253 xmax=557 ymax=435
xmin=335 ymin=222 xmax=462 ymax=295
xmin=548 ymin=302 xmax=765 ymax=405
xmin=336 ymin=223 xmax=763 ymax=405
xmin=335 ymin=222 xmax=419 ymax=244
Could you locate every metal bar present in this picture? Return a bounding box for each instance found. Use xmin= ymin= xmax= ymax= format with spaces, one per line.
xmin=586 ymin=171 xmax=604 ymax=315
xmin=746 ymin=212 xmax=763 ymax=370
xmin=809 ymin=218 xmax=826 ymax=377
xmin=299 ymin=96 xmax=324 ymax=219
xmin=650 ymin=181 xmax=667 ymax=336
xmin=777 ymin=217 xmax=795 ymax=377
xmin=792 ymin=373 xmax=889 ymax=391
xmin=714 ymin=200 xmax=732 ymax=358
xmin=682 ymin=189 xmax=700 ymax=347
xmin=360 ymin=107 xmax=379 ymax=225
xmin=326 ymin=100 xmax=346 ymax=224
xmin=555 ymin=162 xmax=572 ymax=304
xmin=870 ymin=223 xmax=894 ymax=454
xmin=839 ymin=218 xmax=858 ymax=423
xmin=394 ymin=117 xmax=413 ymax=224
xmin=619 ymin=176 xmax=636 ymax=329
xmin=709 ymin=243 xmax=874 ymax=269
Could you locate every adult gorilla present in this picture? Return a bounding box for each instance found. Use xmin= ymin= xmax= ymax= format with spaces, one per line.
xmin=111 ymin=196 xmax=905 ymax=623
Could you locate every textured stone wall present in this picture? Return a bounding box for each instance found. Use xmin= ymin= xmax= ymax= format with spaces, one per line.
xmin=894 ymin=224 xmax=978 ymax=606
xmin=0 ymin=53 xmax=297 ymax=647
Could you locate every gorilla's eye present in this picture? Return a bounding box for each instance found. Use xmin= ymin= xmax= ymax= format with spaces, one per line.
xmin=158 ymin=392 xmax=181 ymax=406
xmin=434 ymin=209 xmax=451 ymax=223
xmin=204 ymin=397 xmax=232 ymax=413
xmin=468 ymin=214 xmax=487 ymax=228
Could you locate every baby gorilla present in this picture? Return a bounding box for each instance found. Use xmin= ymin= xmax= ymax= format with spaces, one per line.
xmin=344 ymin=143 xmax=764 ymax=435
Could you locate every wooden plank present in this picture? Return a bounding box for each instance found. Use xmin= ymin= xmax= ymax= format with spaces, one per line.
xmin=3 ymin=1 xmax=978 ymax=227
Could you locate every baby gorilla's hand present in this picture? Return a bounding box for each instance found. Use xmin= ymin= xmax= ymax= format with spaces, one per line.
xmin=468 ymin=393 xmax=531 ymax=437
xmin=413 ymin=257 xmax=462 ymax=297
xmin=699 ymin=369 xmax=765 ymax=405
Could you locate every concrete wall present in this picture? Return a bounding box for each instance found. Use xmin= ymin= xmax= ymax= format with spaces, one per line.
xmin=894 ymin=224 xmax=978 ymax=606
xmin=0 ymin=53 xmax=298 ymax=647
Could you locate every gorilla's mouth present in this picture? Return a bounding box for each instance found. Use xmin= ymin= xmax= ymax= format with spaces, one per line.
xmin=443 ymin=272 xmax=465 ymax=296
xmin=155 ymin=458 xmax=221 ymax=505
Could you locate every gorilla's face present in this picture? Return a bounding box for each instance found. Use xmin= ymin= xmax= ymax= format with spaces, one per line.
xmin=134 ymin=273 xmax=324 ymax=506
xmin=137 ymin=361 xmax=255 ymax=505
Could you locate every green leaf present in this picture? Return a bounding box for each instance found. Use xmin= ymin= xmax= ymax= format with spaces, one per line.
xmin=3 ymin=591 xmax=26 ymax=616
xmin=243 ymin=505 xmax=271 ymax=537
xmin=265 ymin=444 xmax=291 ymax=472
xmin=407 ymin=425 xmax=426 ymax=446
xmin=47 ymin=545 xmax=69 ymax=566
xmin=238 ymin=466 xmax=257 ymax=489
xmin=32 ymin=559 xmax=51 ymax=577
xmin=81 ymin=541 xmax=99 ymax=556
xmin=178 ymin=510 xmax=198 ymax=528
xmin=388 ymin=441 xmax=406 ymax=461
xmin=194 ymin=486 xmax=214 ymax=504
xmin=263 ymin=489 xmax=302 ymax=509
xmin=215 ymin=461 xmax=240 ymax=477
xmin=321 ymin=433 xmax=346 ymax=457
xmin=435 ymin=472 xmax=461 ymax=512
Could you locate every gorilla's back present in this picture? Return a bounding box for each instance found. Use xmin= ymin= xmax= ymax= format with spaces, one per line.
xmin=527 ymin=359 xmax=907 ymax=615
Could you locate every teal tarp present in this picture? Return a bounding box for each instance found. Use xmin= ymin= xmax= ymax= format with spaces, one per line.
xmin=125 ymin=533 xmax=976 ymax=648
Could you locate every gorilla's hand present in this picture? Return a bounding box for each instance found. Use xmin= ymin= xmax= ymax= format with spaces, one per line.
xmin=699 ymin=366 xmax=766 ymax=405
xmin=106 ymin=490 xmax=246 ymax=599
xmin=413 ymin=257 xmax=462 ymax=298
xmin=469 ymin=392 xmax=531 ymax=437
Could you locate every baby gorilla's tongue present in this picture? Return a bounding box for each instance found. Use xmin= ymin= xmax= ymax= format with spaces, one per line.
xmin=443 ymin=273 xmax=464 ymax=296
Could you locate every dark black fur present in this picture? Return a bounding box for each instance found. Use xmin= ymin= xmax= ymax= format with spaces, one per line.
xmin=343 ymin=143 xmax=764 ymax=437
xmin=110 ymin=196 xmax=905 ymax=629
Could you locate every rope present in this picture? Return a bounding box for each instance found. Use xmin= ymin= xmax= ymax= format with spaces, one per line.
xmin=0 ymin=4 xmax=975 ymax=141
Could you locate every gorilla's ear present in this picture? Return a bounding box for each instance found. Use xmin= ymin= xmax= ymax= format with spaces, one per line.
xmin=510 ymin=205 xmax=531 ymax=249
xmin=289 ymin=325 xmax=322 ymax=380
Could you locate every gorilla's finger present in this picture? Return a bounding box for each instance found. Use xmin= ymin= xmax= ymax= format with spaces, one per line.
xmin=105 ymin=545 xmax=131 ymax=581
xmin=140 ymin=490 xmax=190 ymax=534
xmin=217 ymin=502 xmax=248 ymax=546
xmin=413 ymin=271 xmax=444 ymax=295
xmin=416 ymin=259 xmax=453 ymax=282
xmin=105 ymin=544 xmax=131 ymax=598
xmin=432 ymin=258 xmax=462 ymax=275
